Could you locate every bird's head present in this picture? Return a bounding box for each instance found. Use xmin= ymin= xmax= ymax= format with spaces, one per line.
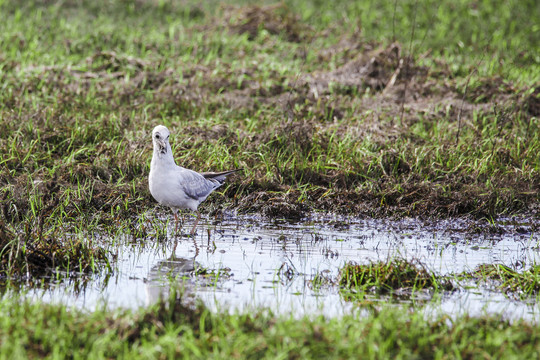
xmin=152 ymin=125 xmax=170 ymax=158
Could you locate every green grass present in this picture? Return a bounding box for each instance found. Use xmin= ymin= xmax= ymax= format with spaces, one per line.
xmin=337 ymin=259 xmax=455 ymax=305
xmin=336 ymin=260 xmax=540 ymax=303
xmin=0 ymin=0 xmax=538 ymax=274
xmin=339 ymin=259 xmax=454 ymax=294
xmin=0 ymin=1 xmax=538 ymax=354
xmin=2 ymin=291 xmax=540 ymax=359
xmin=458 ymin=264 xmax=540 ymax=296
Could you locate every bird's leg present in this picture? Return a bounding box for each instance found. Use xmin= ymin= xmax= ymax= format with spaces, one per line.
xmin=173 ymin=211 xmax=186 ymax=236
xmin=174 ymin=212 xmax=180 ymax=235
xmin=192 ymin=237 xmax=200 ymax=258
xmin=190 ymin=211 xmax=201 ymax=237
xmin=171 ymin=238 xmax=178 ymax=259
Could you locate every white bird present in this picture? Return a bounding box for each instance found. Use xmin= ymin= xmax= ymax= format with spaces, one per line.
xmin=149 ymin=125 xmax=241 ymax=236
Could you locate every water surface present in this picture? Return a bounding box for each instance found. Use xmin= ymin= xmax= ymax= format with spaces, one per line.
xmin=33 ymin=214 xmax=540 ymax=320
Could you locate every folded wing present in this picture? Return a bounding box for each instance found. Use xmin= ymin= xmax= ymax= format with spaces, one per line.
xmin=178 ymin=168 xmax=242 ymax=202
xmin=177 ymin=169 xmax=218 ymax=201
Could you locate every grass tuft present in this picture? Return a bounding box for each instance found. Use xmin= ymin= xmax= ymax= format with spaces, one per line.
xmin=339 ymin=259 xmax=454 ymax=294
xmin=459 ymin=264 xmax=540 ymax=296
xmin=0 ymin=220 xmax=108 ymax=280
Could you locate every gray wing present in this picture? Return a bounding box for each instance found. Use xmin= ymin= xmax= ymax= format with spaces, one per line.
xmin=177 ymin=168 xmax=221 ymax=201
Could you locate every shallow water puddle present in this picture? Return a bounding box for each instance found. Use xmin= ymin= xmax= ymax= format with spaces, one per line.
xmin=32 ymin=215 xmax=540 ymax=319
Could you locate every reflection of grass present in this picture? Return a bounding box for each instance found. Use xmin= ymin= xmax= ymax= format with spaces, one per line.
xmin=458 ymin=264 xmax=540 ymax=295
xmin=339 ymin=259 xmax=454 ymax=294
xmin=2 ymin=291 xmax=540 ymax=358
xmin=309 ymin=270 xmax=335 ymax=290
xmin=194 ymin=266 xmax=232 ymax=287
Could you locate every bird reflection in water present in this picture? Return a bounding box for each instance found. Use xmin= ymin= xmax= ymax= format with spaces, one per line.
xmin=145 ymin=255 xmax=198 ymax=306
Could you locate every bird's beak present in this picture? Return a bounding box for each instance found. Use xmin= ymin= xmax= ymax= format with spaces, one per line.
xmin=157 ymin=139 xmax=167 ymax=155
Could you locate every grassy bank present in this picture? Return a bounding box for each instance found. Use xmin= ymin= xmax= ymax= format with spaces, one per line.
xmin=0 ymin=0 xmax=538 ymax=276
xmin=1 ymin=292 xmax=540 ymax=359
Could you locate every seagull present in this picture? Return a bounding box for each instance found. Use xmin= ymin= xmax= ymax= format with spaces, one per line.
xmin=149 ymin=125 xmax=241 ymax=236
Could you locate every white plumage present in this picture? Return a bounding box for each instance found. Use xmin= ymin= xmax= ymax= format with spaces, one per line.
xmin=149 ymin=125 xmax=240 ymax=235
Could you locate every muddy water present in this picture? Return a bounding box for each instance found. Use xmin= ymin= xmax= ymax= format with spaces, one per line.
xmin=32 ymin=214 xmax=540 ymax=320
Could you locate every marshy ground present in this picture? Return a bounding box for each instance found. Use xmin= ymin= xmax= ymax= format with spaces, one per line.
xmin=0 ymin=0 xmax=539 ymax=357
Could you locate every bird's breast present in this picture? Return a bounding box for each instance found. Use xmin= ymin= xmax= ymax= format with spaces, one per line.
xmin=149 ymin=167 xmax=199 ymax=211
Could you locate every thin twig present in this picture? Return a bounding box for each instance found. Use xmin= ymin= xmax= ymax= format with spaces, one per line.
xmin=392 ymin=0 xmax=398 ymax=43
xmin=455 ymin=71 xmax=475 ymax=144
xmin=398 ymin=0 xmax=419 ymax=126
xmin=455 ymin=54 xmax=488 ymax=145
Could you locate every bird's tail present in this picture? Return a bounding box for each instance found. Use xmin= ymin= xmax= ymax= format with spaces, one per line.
xmin=201 ymin=169 xmax=243 ymax=183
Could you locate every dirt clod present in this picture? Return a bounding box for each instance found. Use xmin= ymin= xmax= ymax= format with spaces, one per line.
xmin=224 ymin=3 xmax=310 ymax=42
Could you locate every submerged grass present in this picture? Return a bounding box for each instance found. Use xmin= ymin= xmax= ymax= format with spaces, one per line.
xmin=2 ymin=291 xmax=540 ymax=359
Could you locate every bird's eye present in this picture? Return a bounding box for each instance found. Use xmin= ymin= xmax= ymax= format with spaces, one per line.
xmin=155 ymin=134 xmax=160 ymax=139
